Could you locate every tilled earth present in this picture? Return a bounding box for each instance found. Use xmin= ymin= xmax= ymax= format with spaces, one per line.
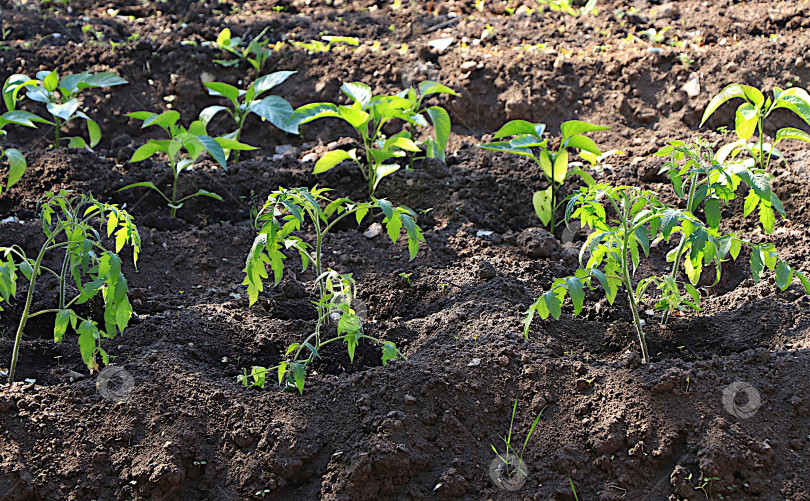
xmin=1 ymin=0 xmax=810 ymax=499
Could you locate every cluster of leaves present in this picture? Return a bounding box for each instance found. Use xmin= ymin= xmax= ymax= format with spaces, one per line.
xmin=121 ymin=110 xmax=255 ymax=217
xmin=3 ymin=70 xmax=128 ymax=149
xmin=480 ymin=120 xmax=608 ymax=229
xmin=240 ymin=187 xmax=424 ymax=393
xmin=290 ymin=35 xmax=360 ymax=54
xmin=536 ymin=0 xmax=598 ymax=16
xmin=0 ymin=109 xmax=48 ymax=196
xmin=524 ymin=180 xmax=809 ymax=363
xmin=291 ymin=80 xmax=457 ymax=197
xmin=199 ymin=71 xmax=298 ymax=162
xmin=205 ymin=28 xmax=275 ymax=72
xmin=1 ymin=190 xmax=141 ymax=382
xmin=701 ymin=84 xmax=810 ymax=172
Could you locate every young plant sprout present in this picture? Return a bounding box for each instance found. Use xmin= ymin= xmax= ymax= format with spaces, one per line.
xmin=205 ymin=27 xmax=274 ymax=71
xmin=3 ymin=70 xmax=128 ymax=148
xmin=480 ymin=120 xmax=608 ymax=229
xmin=290 ymin=36 xmax=360 ymax=53
xmin=490 ymin=398 xmax=544 ymax=490
xmin=240 ymin=187 xmax=424 ymax=393
xmin=121 ymin=110 xmax=255 ymax=217
xmin=199 ymin=71 xmax=298 ymax=163
xmin=291 ymin=80 xmax=457 ymax=197
xmin=0 ymin=190 xmax=141 ymax=383
xmin=701 ymin=84 xmax=810 ymax=173
xmin=0 ymin=109 xmax=49 ymax=195
xmin=523 ymin=183 xmax=810 ymax=363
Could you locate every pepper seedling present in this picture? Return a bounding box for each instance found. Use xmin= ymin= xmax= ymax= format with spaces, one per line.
xmin=480 ymin=119 xmax=608 ymax=229
xmin=3 ymin=70 xmax=127 ymax=149
xmin=0 ymin=190 xmax=141 ymax=383
xmin=205 ymin=27 xmax=274 ymax=71
xmin=701 ymin=84 xmax=810 ymax=172
xmin=240 ymin=187 xmax=424 ymax=393
xmin=121 ymin=110 xmax=255 ymax=217
xmin=198 ymin=71 xmax=298 ymax=163
xmin=291 ymin=81 xmax=456 ymax=197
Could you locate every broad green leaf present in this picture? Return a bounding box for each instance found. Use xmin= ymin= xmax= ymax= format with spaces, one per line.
xmin=213 ymin=137 xmax=257 ymax=151
xmin=770 ymin=87 xmax=810 ymax=126
xmin=314 ymin=149 xmax=352 ymax=174
xmin=341 ymin=82 xmax=372 ymax=109
xmin=560 ymin=120 xmax=609 ymax=142
xmin=337 ymin=105 xmax=370 ymax=130
xmin=289 ymin=102 xmax=339 ymax=126
xmin=250 ymin=96 xmax=298 ymax=134
xmin=775 ymin=261 xmax=791 ymax=290
xmin=252 ymin=70 xmax=296 ymax=96
xmin=566 ymin=277 xmax=585 ymax=315
xmin=660 ymin=209 xmax=679 ymax=239
xmin=759 ymin=204 xmax=775 ymax=233
xmin=86 ymin=118 xmax=101 ymax=147
xmin=425 ymin=106 xmax=451 ymax=152
xmin=743 ymin=190 xmax=759 ymax=217
xmin=493 ymin=120 xmax=544 ymax=140
xmin=418 ymin=80 xmax=458 ymax=97
xmin=381 ymin=342 xmax=399 ymax=366
xmin=385 ymin=136 xmax=420 ymax=152
xmin=4 ymin=148 xmax=26 ymax=189
xmin=204 ymin=81 xmax=241 ymax=104
xmin=774 ymin=127 xmax=810 ymax=147
xmin=566 ymin=168 xmax=596 ymax=186
xmin=197 ymin=135 xmax=227 ymax=168
xmin=292 ymin=362 xmax=306 ymax=394
xmin=734 ymin=102 xmax=759 ymax=140
xmin=750 ymin=247 xmax=764 ymax=282
xmin=198 ymin=105 xmax=228 ymax=126
xmin=701 ymin=84 xmax=763 ymax=126
xmin=77 ymin=320 xmax=99 ymax=371
xmin=61 ymin=72 xmax=128 ymax=94
xmin=54 ymin=309 xmax=71 ymax=342
xmin=47 ymin=99 xmax=80 ymax=121
xmin=373 ymin=164 xmax=400 ymax=192
xmin=67 ymin=137 xmax=88 ymax=149
xmin=553 ymin=149 xmax=569 ymax=184
xmin=479 ymin=141 xmax=537 ymax=159
xmin=564 ymin=134 xmax=602 ymax=156
xmin=704 ymin=198 xmax=721 ymax=229
xmin=43 ymin=70 xmax=59 ymax=92
xmin=539 ymin=149 xmax=553 ymax=179
xmin=533 ymin=188 xmax=552 ymax=226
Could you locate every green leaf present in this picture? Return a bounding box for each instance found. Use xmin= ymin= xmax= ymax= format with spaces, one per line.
xmin=533 ymin=188 xmax=552 ymax=226
xmin=493 ymin=120 xmax=544 ymax=139
xmin=564 ymin=134 xmax=602 ymax=156
xmin=86 ymin=118 xmax=101 ymax=147
xmin=734 ymin=102 xmax=759 ymax=141
xmin=292 ymin=362 xmax=306 ymax=394
xmin=660 ymin=209 xmax=679 ymax=239
xmin=197 ymin=135 xmax=227 ymax=168
xmin=4 ymin=148 xmax=26 ymax=189
xmin=314 ymin=149 xmax=352 ymax=174
xmin=43 ymin=70 xmax=59 ymax=92
xmin=418 ymin=80 xmax=458 ymax=97
xmin=759 ymin=204 xmax=775 ymax=233
xmin=701 ymin=84 xmax=763 ymax=126
xmin=566 ymin=277 xmax=585 ymax=315
xmin=277 ymin=362 xmax=287 ymax=386
xmin=289 ymin=102 xmax=340 ymax=126
xmin=341 ymin=82 xmax=372 ymax=109
xmin=61 ymin=72 xmax=128 ymax=93
xmin=54 ymin=309 xmax=71 ymax=343
xmin=560 ymin=120 xmax=609 ymax=142
xmin=743 ymin=190 xmax=759 ymax=217
xmin=47 ymin=99 xmax=80 ymax=121
xmin=204 ymin=81 xmax=241 ymax=104
xmin=381 ymin=342 xmax=399 ymax=366
xmin=775 ymin=261 xmax=792 ymax=290
xmin=771 ymin=87 xmax=810 ymax=127
xmin=704 ymin=198 xmax=721 ymax=229
xmin=250 ymin=96 xmax=298 ymax=134
xmin=552 ymin=149 xmax=569 ymax=184
xmin=590 ymin=268 xmax=617 ymax=304
xmin=425 ymin=106 xmax=451 ymax=153
xmin=198 ymin=105 xmax=228 ymax=126
xmin=774 ymin=127 xmax=810 ymax=147
xmin=750 ymin=247 xmax=764 ymax=282
xmin=252 ymin=70 xmax=296 ymax=96
xmin=77 ymin=320 xmax=99 ymax=371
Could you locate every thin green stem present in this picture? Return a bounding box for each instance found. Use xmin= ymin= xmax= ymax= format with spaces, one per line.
xmin=620 ymin=194 xmax=650 ymax=364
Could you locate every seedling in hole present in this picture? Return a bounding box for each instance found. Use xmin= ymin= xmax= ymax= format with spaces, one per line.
xmin=490 ymin=398 xmax=544 ymax=488
xmin=0 ymin=190 xmax=141 ymax=383
xmin=199 ymin=71 xmax=298 ymax=163
xmin=3 ymin=70 xmax=127 ymax=148
xmin=524 ymin=183 xmax=810 ymax=363
xmin=240 ymin=187 xmax=424 ymax=393
xmin=0 ymin=109 xmax=49 ymax=196
xmin=655 ymin=139 xmax=786 ymax=323
xmin=480 ymin=119 xmax=608 ymax=230
xmin=701 ymin=83 xmax=810 ymax=173
xmin=291 ymin=36 xmax=359 ymax=53
xmin=291 ymin=80 xmax=456 ymax=197
xmin=121 ymin=110 xmax=255 ymax=217
xmin=205 ymin=27 xmax=274 ymax=71
xmin=398 ymin=272 xmax=413 ymax=286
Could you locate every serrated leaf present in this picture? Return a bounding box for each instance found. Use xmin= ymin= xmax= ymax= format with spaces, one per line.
xmin=566 ymin=277 xmax=585 ymax=315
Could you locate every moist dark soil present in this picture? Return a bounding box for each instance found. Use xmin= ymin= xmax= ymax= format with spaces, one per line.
xmin=2 ymin=0 xmax=810 ymax=499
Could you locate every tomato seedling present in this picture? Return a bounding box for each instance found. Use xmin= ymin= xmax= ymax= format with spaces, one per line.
xmin=1 ymin=190 xmax=141 ymax=382
xmin=523 ymin=183 xmax=810 ymax=363
xmin=121 ymin=110 xmax=255 ymax=217
xmin=480 ymin=119 xmax=608 ymax=229
xmin=199 ymin=71 xmax=298 ymax=163
xmin=240 ymin=187 xmax=424 ymax=393
xmin=291 ymin=80 xmax=456 ymax=197
xmin=3 ymin=70 xmax=127 ymax=149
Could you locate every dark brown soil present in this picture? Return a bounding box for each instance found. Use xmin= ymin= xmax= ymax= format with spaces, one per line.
xmin=2 ymin=0 xmax=810 ymax=499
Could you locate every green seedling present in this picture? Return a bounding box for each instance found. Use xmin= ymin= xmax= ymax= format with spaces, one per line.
xmin=199 ymin=71 xmax=298 ymax=163
xmin=0 ymin=109 xmax=50 ymax=196
xmin=701 ymin=84 xmax=810 ymax=173
xmin=397 ymin=80 xmax=458 ymax=163
xmin=480 ymin=119 xmax=608 ymax=229
xmin=205 ymin=27 xmax=273 ymax=71
xmin=537 ymin=0 xmax=597 ymax=16
xmin=121 ymin=110 xmax=255 ymax=217
xmin=240 ymin=187 xmax=424 ymax=393
xmin=290 ymin=35 xmax=359 ymax=53
xmin=569 ymin=477 xmax=579 ymax=500
xmin=524 ymin=183 xmax=810 ymax=363
xmin=655 ymin=139 xmax=786 ymax=323
xmin=1 ymin=190 xmax=141 ymax=383
xmin=3 ymin=70 xmax=127 ymax=149
xmin=490 ymin=398 xmax=544 ymax=488
xmin=291 ymin=80 xmax=456 ymax=197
